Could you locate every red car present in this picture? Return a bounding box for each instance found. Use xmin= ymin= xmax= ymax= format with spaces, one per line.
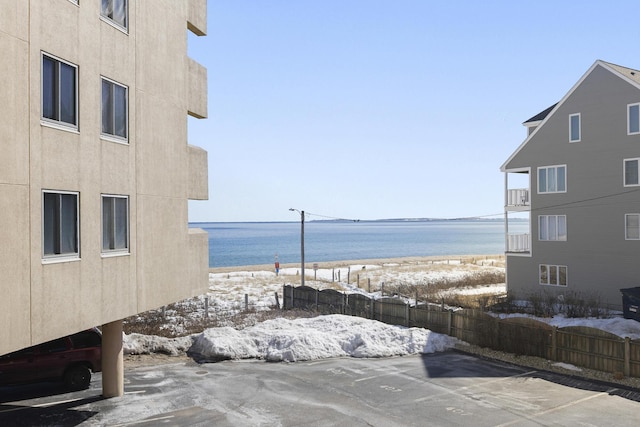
xmin=0 ymin=329 xmax=102 ymax=390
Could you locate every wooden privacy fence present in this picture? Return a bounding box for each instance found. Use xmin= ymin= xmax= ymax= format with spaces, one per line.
xmin=283 ymin=284 xmax=640 ymax=378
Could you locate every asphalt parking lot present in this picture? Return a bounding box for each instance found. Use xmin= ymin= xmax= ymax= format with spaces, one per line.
xmin=2 ymin=350 xmax=640 ymax=426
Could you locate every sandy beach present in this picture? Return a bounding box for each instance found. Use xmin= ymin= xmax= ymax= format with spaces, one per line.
xmin=209 ymin=254 xmax=505 ymax=274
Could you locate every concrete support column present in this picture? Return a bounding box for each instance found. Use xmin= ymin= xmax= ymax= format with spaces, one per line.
xmin=102 ymin=320 xmax=124 ymax=398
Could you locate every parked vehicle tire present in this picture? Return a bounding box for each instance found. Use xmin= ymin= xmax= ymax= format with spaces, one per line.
xmin=64 ymin=365 xmax=92 ymax=390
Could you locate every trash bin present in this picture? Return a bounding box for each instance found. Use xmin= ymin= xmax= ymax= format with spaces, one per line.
xmin=620 ymin=287 xmax=640 ymax=321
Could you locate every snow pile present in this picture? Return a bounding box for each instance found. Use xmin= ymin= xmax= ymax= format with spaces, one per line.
xmin=187 ymin=314 xmax=458 ymax=363
xmin=497 ymin=313 xmax=640 ymax=340
xmin=123 ymin=333 xmax=193 ymax=356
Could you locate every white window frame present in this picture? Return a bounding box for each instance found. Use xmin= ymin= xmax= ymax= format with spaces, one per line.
xmin=100 ymin=0 xmax=128 ymax=33
xmin=624 ymin=158 xmax=640 ymax=187
xmin=626 ymin=214 xmax=640 ymax=240
xmin=539 ymin=215 xmax=567 ymax=241
xmin=101 ymin=194 xmax=130 ymax=255
xmin=41 ymin=52 xmax=78 ymax=131
xmin=628 ymin=103 xmax=640 ymax=135
xmin=101 ymin=77 xmax=129 ymax=143
xmin=42 ymin=190 xmax=80 ymax=262
xmin=569 ymin=113 xmax=581 ymax=142
xmin=538 ymin=165 xmax=567 ymax=194
xmin=539 ymin=264 xmax=567 ymax=287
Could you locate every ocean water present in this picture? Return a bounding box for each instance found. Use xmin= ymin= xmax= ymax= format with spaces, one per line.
xmin=192 ymin=220 xmax=528 ymax=268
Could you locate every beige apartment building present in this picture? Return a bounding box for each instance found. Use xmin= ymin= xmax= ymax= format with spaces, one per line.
xmin=0 ymin=0 xmax=209 ymax=396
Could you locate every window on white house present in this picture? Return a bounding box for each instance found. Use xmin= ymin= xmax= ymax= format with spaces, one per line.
xmin=569 ymin=113 xmax=581 ymax=142
xmin=629 ymin=103 xmax=640 ymax=135
xmin=102 ymin=195 xmax=129 ymax=253
xmin=42 ymin=54 xmax=78 ymax=128
xmin=539 ymin=215 xmax=567 ymax=241
xmin=624 ymin=158 xmax=640 ymax=186
xmin=538 ymin=165 xmax=566 ymax=193
xmin=101 ymin=0 xmax=127 ymax=30
xmin=539 ymin=264 xmax=567 ymax=286
xmin=626 ymin=214 xmax=640 ymax=240
xmin=43 ymin=191 xmax=79 ymax=259
xmin=101 ymin=78 xmax=128 ymax=141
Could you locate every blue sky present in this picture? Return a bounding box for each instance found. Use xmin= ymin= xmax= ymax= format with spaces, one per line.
xmin=187 ymin=0 xmax=640 ymax=222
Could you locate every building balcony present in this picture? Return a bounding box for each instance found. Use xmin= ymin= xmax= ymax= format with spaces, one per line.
xmin=506 ymin=188 xmax=530 ymax=210
xmin=507 ymin=233 xmax=530 ymax=253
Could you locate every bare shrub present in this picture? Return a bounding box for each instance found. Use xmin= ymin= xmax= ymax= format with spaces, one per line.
xmin=383 ymin=270 xmax=505 ymax=306
xmin=124 ymin=301 xmax=320 ymax=338
xmin=563 ymin=291 xmax=610 ymax=318
xmin=527 ymin=291 xmax=557 ymax=317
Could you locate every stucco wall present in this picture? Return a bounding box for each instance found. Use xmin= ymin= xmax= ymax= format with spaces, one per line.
xmin=0 ymin=0 xmax=209 ymax=355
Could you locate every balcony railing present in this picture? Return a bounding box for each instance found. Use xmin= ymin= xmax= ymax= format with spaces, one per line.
xmin=507 ymin=188 xmax=529 ymax=207
xmin=507 ymin=233 xmax=530 ymax=253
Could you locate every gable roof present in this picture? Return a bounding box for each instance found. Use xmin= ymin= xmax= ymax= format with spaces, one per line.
xmin=524 ymin=103 xmax=558 ymax=124
xmin=501 ymin=60 xmax=640 ymax=171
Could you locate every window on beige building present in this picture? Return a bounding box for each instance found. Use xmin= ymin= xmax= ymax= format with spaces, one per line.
xmin=42 ymin=53 xmax=78 ymax=129
xmin=101 ymin=78 xmax=128 ymax=141
xmin=43 ymin=191 xmax=79 ymax=259
xmin=102 ymin=195 xmax=129 ymax=253
xmin=101 ymin=0 xmax=128 ymax=30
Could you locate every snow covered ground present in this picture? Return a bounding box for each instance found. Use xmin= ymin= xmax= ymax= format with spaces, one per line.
xmin=124 ymin=258 xmax=640 ymax=362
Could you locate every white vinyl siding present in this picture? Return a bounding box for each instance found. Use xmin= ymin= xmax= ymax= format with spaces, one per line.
xmin=539 ymin=264 xmax=567 ymax=287
xmin=626 ymin=214 xmax=640 ymax=240
xmin=538 ymin=165 xmax=566 ymax=193
xmin=629 ymin=103 xmax=640 ymax=135
xmin=539 ymin=215 xmax=567 ymax=241
xmin=43 ymin=191 xmax=79 ymax=260
xmin=624 ymin=158 xmax=640 ymax=186
xmin=569 ymin=113 xmax=581 ymax=142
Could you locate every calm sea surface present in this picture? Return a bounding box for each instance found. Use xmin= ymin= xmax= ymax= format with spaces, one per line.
xmin=191 ymin=220 xmax=527 ymax=268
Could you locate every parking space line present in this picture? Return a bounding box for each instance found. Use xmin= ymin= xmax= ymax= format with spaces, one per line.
xmin=0 ymin=397 xmax=85 ymax=414
xmin=110 ymin=414 xmax=175 ymax=427
xmin=494 ymin=390 xmax=615 ymax=427
xmin=413 ymin=370 xmax=539 ymax=403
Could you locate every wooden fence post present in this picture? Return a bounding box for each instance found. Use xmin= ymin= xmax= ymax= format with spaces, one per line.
xmin=625 ymin=337 xmax=631 ymax=377
xmin=245 ymin=294 xmax=249 ymax=311
xmin=332 ymin=268 xmax=335 ymax=282
xmin=447 ymin=310 xmax=453 ymax=336
xmin=551 ymin=326 xmax=557 ymax=361
xmin=357 ymin=274 xmax=360 ymax=288
xmin=315 ymin=288 xmax=319 ymax=311
xmin=405 ymin=302 xmax=409 ymax=327
xmin=291 ymin=285 xmax=294 ymax=309
xmin=204 ymin=297 xmax=209 ymax=318
xmin=275 ymin=292 xmax=280 ymax=309
xmin=368 ymin=278 xmax=371 ymax=293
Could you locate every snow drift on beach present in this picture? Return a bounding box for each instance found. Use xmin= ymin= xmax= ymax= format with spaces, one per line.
xmin=176 ymin=315 xmax=457 ymax=363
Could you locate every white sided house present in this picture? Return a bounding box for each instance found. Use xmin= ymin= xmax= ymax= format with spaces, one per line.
xmin=0 ymin=0 xmax=209 ymax=396
xmin=502 ymin=60 xmax=640 ymax=310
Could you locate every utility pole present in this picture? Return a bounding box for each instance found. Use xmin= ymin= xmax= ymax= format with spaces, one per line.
xmin=289 ymin=208 xmax=305 ymax=286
